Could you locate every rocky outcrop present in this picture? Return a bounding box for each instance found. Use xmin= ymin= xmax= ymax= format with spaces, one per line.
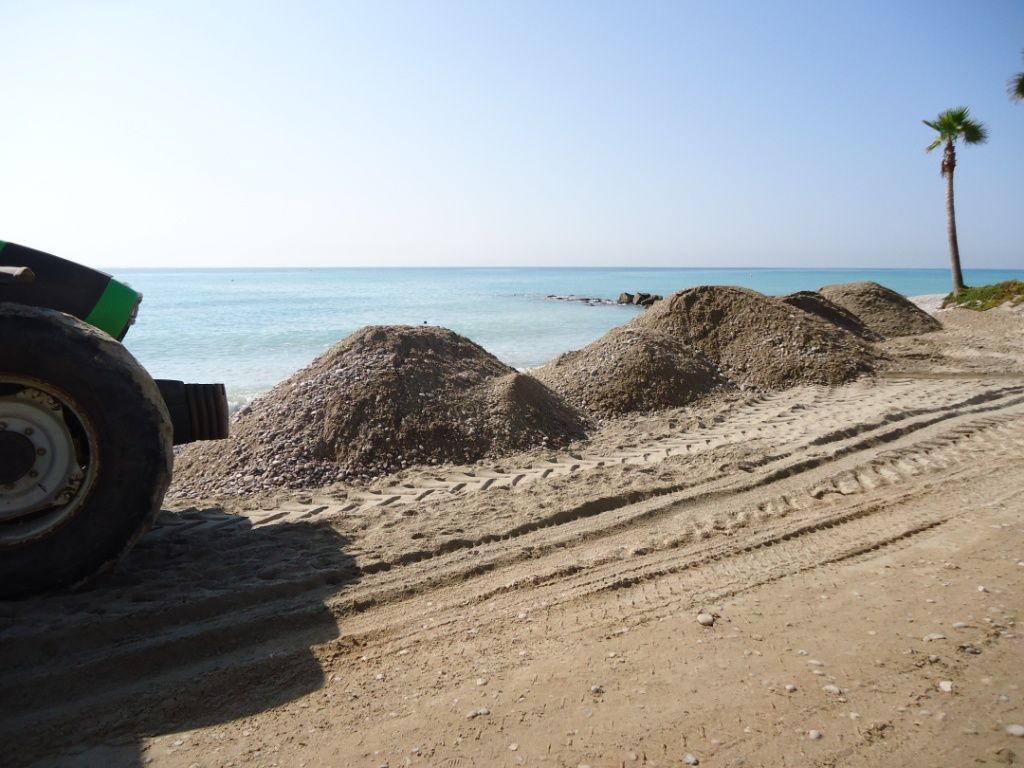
xmin=617 ymin=292 xmax=663 ymax=307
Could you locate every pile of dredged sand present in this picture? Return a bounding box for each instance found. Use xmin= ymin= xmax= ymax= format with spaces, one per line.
xmin=780 ymin=290 xmax=882 ymax=341
xmin=632 ymin=285 xmax=875 ymax=391
xmin=171 ymin=326 xmax=587 ymax=498
xmin=535 ymin=285 xmax=875 ymax=417
xmin=534 ymin=326 xmax=727 ymax=417
xmin=818 ymin=281 xmax=941 ymax=337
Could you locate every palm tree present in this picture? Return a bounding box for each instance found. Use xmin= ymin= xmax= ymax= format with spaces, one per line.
xmin=923 ymin=107 xmax=988 ymax=295
xmin=1010 ymin=51 xmax=1024 ymax=101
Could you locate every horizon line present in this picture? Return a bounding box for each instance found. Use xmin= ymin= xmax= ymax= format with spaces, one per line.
xmin=103 ymin=265 xmax=1024 ymax=272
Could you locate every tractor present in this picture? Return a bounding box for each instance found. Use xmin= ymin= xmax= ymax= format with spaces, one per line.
xmin=0 ymin=240 xmax=229 ymax=598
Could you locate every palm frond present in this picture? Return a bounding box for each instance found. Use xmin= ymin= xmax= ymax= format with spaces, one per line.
xmin=1010 ymin=72 xmax=1024 ymax=102
xmin=961 ymin=119 xmax=988 ymax=144
xmin=946 ymin=106 xmax=971 ymax=124
xmin=925 ymin=137 xmax=943 ymax=152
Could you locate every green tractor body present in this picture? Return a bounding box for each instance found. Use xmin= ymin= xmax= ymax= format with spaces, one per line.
xmin=1 ymin=240 xmax=230 ymax=598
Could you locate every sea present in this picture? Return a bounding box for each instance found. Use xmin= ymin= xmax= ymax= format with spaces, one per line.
xmin=110 ymin=267 xmax=1024 ymax=409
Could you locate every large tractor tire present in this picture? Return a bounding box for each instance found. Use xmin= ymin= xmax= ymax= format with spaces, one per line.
xmin=0 ymin=303 xmax=172 ymax=598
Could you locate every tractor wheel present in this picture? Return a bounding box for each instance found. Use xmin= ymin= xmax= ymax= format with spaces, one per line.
xmin=0 ymin=303 xmax=172 ymax=598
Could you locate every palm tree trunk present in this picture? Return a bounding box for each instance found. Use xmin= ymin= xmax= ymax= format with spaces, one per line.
xmin=944 ymin=141 xmax=965 ymax=295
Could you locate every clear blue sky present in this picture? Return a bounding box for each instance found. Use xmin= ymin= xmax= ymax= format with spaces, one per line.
xmin=2 ymin=1 xmax=1021 ymax=269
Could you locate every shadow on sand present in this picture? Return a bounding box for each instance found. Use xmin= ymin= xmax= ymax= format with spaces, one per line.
xmin=1 ymin=506 xmax=360 ymax=767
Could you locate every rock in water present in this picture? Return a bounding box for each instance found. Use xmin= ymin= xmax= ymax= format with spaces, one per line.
xmin=818 ymin=281 xmax=941 ymax=338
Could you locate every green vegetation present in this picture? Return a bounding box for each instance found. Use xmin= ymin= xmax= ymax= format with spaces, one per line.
xmin=1010 ymin=50 xmax=1024 ymax=102
xmin=923 ymin=107 xmax=988 ymax=296
xmin=942 ymin=280 xmax=1024 ymax=310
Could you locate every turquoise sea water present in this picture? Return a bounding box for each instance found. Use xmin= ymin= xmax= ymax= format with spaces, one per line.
xmin=111 ymin=267 xmax=1024 ymax=407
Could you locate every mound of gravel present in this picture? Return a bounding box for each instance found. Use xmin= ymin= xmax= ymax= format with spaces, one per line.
xmin=634 ymin=285 xmax=874 ymax=390
xmin=171 ymin=325 xmax=587 ymax=498
xmin=534 ymin=326 xmax=728 ymax=417
xmin=818 ymin=281 xmax=941 ymax=338
xmin=780 ymin=291 xmax=881 ymax=341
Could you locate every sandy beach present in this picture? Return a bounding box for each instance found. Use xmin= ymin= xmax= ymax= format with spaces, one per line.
xmin=3 ymin=291 xmax=1024 ymax=768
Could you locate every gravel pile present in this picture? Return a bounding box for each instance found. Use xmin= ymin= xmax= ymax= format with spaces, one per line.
xmin=534 ymin=326 xmax=727 ymax=417
xmin=818 ymin=281 xmax=941 ymax=338
xmin=170 ymin=325 xmax=587 ymax=497
xmin=780 ymin=290 xmax=881 ymax=340
xmin=634 ymin=285 xmax=874 ymax=390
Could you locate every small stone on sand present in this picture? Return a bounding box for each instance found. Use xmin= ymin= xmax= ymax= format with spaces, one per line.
xmin=697 ymin=613 xmax=715 ymax=627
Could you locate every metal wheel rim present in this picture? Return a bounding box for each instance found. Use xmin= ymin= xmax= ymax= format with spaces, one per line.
xmin=0 ymin=377 xmax=99 ymax=547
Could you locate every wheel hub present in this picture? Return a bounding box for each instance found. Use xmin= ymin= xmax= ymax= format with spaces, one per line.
xmin=0 ymin=430 xmax=37 ymax=484
xmin=0 ymin=387 xmax=81 ymax=525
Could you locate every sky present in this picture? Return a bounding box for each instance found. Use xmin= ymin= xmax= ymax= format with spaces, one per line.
xmin=1 ymin=1 xmax=1022 ymax=269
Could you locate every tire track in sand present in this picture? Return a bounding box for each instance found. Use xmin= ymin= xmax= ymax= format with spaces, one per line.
xmin=2 ymin=377 xmax=1024 ymax=755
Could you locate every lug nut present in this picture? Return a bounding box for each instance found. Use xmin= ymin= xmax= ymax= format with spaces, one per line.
xmin=36 ymin=447 xmax=46 ymax=456
xmin=24 ymin=427 xmax=34 ymax=436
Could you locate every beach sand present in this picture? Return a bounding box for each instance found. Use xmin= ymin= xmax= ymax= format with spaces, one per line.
xmin=3 ymin=303 xmax=1024 ymax=767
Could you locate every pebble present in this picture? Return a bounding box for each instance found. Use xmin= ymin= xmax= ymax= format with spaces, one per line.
xmin=938 ymin=681 xmax=954 ymax=693
xmin=807 ymin=659 xmax=825 ymax=667
xmin=684 ymin=754 xmax=700 ymax=765
xmin=822 ymin=684 xmax=842 ymax=695
xmin=808 ymin=730 xmax=823 ymax=740
xmin=952 ymin=621 xmax=970 ymax=628
xmin=785 ymin=684 xmax=798 ymax=693
xmin=1006 ymin=724 xmax=1024 ymax=737
xmin=697 ymin=613 xmax=716 ymax=627
xmin=475 ymin=678 xmax=488 ymax=686
xmin=466 ymin=707 xmax=490 ymax=719
xmin=508 ymin=743 xmax=519 ymax=751
xmin=923 ymin=633 xmax=946 ymax=642
xmin=590 ymin=685 xmax=604 ymax=694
